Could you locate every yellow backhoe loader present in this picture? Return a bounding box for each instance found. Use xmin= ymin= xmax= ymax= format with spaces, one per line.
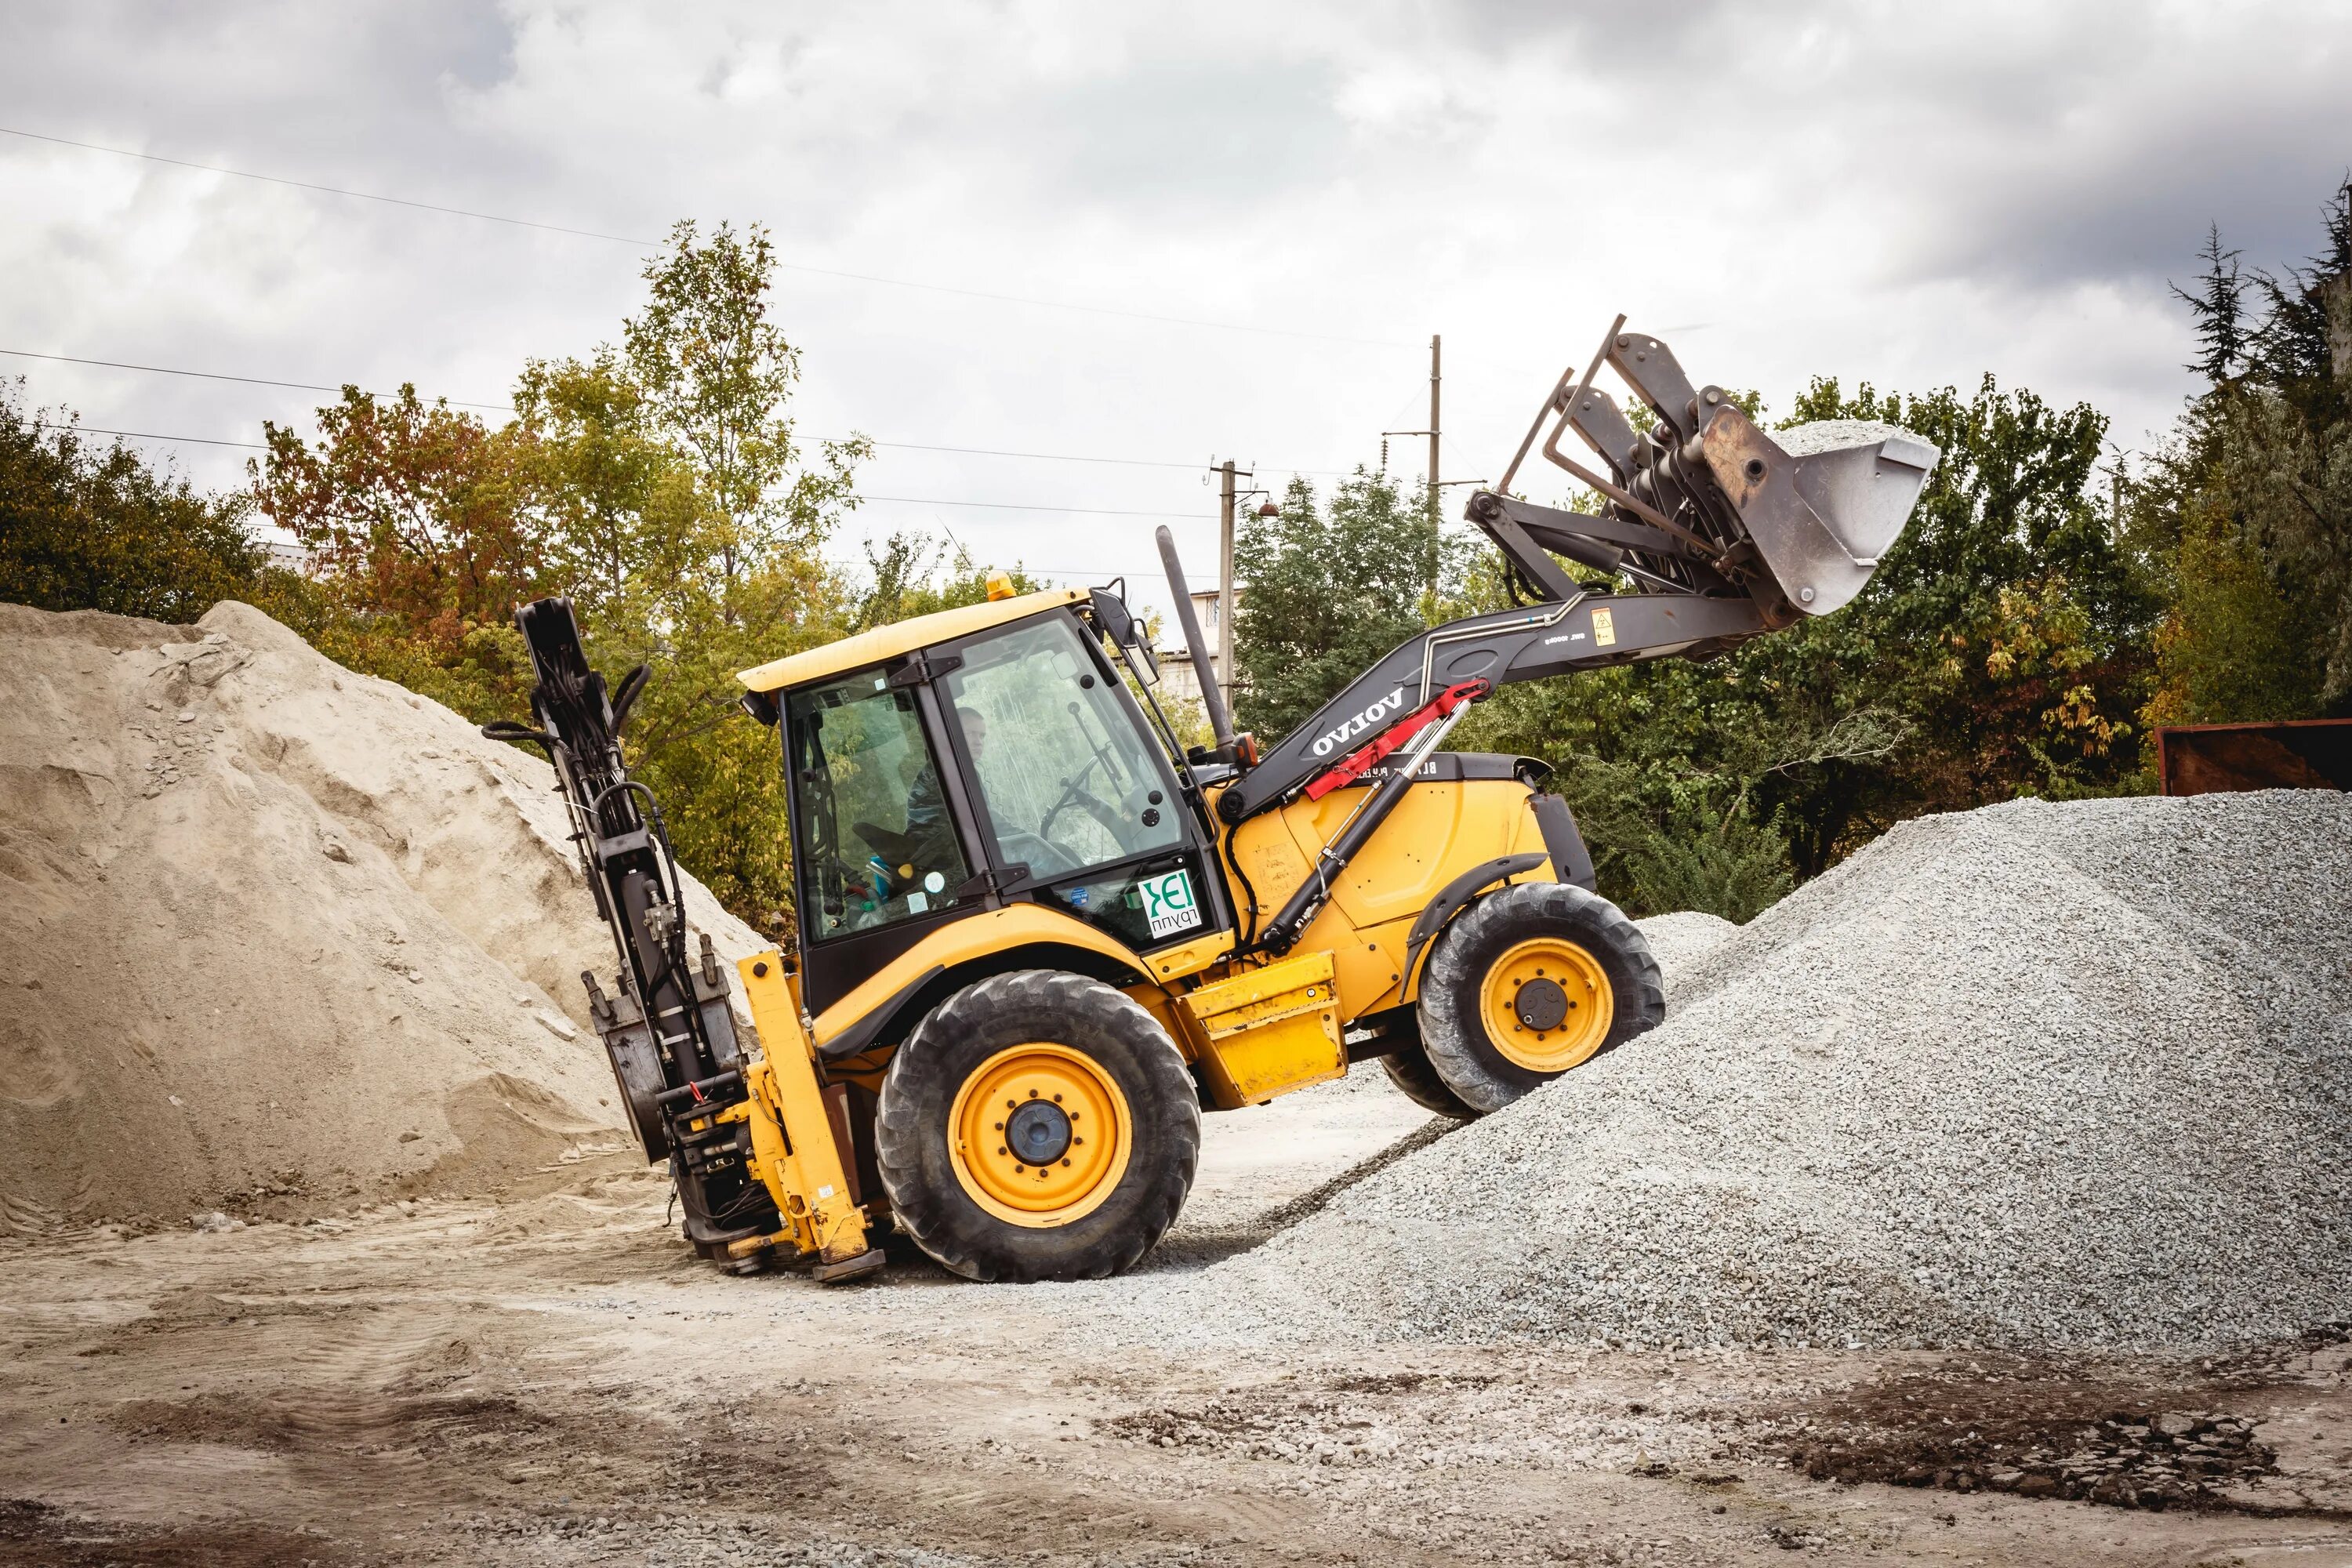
xmin=489 ymin=321 xmax=1938 ymax=1283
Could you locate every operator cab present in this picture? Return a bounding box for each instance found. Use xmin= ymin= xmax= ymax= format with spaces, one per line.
xmin=741 ymin=588 xmax=1232 ymax=1018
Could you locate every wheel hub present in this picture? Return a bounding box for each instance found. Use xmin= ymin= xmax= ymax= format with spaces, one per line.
xmin=1003 ymin=1098 xmax=1073 ymax=1167
xmin=1513 ymin=976 xmax=1570 ymax=1033
xmin=1478 ymin=936 xmax=1614 ymax=1073
xmin=947 ymin=1043 xmax=1132 ymax=1227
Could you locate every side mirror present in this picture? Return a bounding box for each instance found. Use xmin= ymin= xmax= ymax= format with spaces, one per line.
xmin=1088 ymin=586 xmax=1160 ymax=686
xmin=1087 ymin=587 xmax=1137 ymax=648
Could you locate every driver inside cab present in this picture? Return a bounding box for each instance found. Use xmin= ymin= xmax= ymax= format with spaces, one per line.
xmin=897 ymin=705 xmax=982 ymax=887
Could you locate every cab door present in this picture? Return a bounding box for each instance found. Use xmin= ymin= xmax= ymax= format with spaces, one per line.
xmin=782 ymin=661 xmax=990 ymax=1015
xmin=933 ymin=609 xmax=1232 ymax=959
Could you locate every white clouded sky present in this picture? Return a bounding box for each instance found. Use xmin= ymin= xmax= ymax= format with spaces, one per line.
xmin=4 ymin=1 xmax=2348 ymax=628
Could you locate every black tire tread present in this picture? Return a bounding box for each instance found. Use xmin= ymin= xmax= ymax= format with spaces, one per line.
xmin=1418 ymin=882 xmax=1664 ymax=1115
xmin=873 ymin=970 xmax=1200 ymax=1283
xmin=1374 ymin=1020 xmax=1479 ymax=1120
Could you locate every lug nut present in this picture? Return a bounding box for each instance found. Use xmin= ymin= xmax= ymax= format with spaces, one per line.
xmin=1062 ymin=1159 xmax=1072 ymax=1167
xmin=1052 ymin=1093 xmax=1062 ymax=1102
xmin=994 ymin=1122 xmax=1004 ymax=1131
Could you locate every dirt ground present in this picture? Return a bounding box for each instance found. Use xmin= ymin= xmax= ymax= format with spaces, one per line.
xmin=4 ymin=1080 xmax=2349 ymax=1568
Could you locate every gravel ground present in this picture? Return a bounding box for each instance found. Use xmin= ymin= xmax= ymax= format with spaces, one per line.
xmin=1130 ymin=791 xmax=2352 ymax=1352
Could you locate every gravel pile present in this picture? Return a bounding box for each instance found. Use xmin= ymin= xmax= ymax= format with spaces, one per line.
xmin=1624 ymin=910 xmax=1736 ymax=1004
xmin=1164 ymin=791 xmax=2352 ymax=1351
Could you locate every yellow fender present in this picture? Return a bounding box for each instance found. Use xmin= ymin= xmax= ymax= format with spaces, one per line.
xmin=810 ymin=904 xmax=1229 ymax=1058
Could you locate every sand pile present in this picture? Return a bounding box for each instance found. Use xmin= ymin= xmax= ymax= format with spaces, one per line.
xmin=0 ymin=601 xmax=764 ymax=1226
xmin=1171 ymin=792 xmax=2352 ymax=1352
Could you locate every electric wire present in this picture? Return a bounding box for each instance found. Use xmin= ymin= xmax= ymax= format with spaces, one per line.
xmin=0 ymin=125 xmax=1413 ymax=348
xmin=27 ymin=423 xmax=1218 ymax=522
xmin=2 ymin=348 xmax=1356 ymax=474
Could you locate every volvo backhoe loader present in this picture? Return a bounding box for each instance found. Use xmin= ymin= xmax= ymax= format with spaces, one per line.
xmin=492 ymin=321 xmax=1938 ymax=1283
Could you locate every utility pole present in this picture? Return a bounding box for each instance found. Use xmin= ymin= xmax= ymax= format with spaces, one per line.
xmin=1427 ymin=334 xmax=1442 ymax=603
xmin=1384 ymin=333 xmax=1447 ymax=601
xmin=1428 ymin=333 xmax=1442 ymax=525
xmin=1217 ymin=459 xmax=1237 ymax=718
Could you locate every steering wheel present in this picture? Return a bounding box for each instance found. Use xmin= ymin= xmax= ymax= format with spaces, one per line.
xmin=1039 ymin=756 xmax=1127 ymax=848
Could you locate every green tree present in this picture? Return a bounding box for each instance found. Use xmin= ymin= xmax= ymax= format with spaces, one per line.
xmin=2141 ymin=176 xmax=2352 ymax=723
xmin=622 ymin=220 xmax=869 ymax=583
xmin=1231 ymin=469 xmax=1452 ymax=740
xmin=2172 ymin=223 xmax=2249 ymax=383
xmin=1 ymin=383 xmax=263 ymax=622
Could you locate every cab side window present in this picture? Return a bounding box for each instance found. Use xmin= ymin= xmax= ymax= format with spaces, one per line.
xmin=786 ymin=670 xmax=971 ymax=941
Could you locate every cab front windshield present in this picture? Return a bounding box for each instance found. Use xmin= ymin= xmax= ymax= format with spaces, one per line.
xmin=943 ymin=615 xmax=1182 ymax=881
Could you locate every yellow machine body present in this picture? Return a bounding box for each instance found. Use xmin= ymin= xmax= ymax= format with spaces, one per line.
xmin=716 ymin=594 xmax=1570 ymax=1265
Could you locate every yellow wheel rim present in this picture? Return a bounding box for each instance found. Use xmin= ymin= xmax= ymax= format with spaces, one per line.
xmin=1478 ymin=937 xmax=1613 ymax=1073
xmin=947 ymin=1044 xmax=1132 ymax=1229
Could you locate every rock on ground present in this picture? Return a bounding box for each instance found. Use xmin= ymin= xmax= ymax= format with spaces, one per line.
xmin=1155 ymin=792 xmax=2352 ymax=1352
xmin=0 ymin=601 xmax=760 ymax=1225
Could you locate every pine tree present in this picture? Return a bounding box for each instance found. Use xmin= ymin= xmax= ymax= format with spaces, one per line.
xmin=2170 ymin=223 xmax=2246 ymax=385
xmin=2247 ymin=175 xmax=2352 ymax=396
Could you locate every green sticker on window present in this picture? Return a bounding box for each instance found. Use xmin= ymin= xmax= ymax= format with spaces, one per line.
xmin=1140 ymin=867 xmax=1201 ymax=941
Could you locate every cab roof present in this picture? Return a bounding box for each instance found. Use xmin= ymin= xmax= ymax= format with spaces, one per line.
xmin=736 ymin=586 xmax=1089 ymax=695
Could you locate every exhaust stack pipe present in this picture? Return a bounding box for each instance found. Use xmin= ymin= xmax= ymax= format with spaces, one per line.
xmin=1156 ymin=526 xmax=1239 ymax=756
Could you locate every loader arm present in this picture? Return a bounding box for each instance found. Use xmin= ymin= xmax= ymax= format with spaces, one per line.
xmin=1219 ymin=321 xmax=1938 ymax=826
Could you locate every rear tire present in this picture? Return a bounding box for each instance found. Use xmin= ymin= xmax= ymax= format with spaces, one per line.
xmin=1371 ymin=1014 xmax=1479 ymax=1120
xmin=1418 ymin=882 xmax=1664 ymax=1115
xmin=875 ymin=971 xmax=1200 ymax=1282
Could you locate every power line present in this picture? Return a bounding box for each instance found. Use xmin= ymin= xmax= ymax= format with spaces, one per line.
xmin=2 ymin=347 xmax=1357 ymax=475
xmin=37 ymin=421 xmax=267 ymax=450
xmin=28 ymin=421 xmax=1210 ymax=518
xmin=861 ymin=494 xmax=1204 ymax=520
xmin=0 ymin=347 xmax=512 ymax=411
xmin=0 ymin=125 xmax=1411 ymax=349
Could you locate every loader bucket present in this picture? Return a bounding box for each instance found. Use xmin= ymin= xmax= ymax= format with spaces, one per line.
xmin=1707 ymin=418 xmax=1940 ymax=617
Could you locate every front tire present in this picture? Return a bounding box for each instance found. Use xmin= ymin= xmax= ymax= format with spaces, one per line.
xmin=1418 ymin=882 xmax=1664 ymax=1114
xmin=875 ymin=971 xmax=1200 ymax=1282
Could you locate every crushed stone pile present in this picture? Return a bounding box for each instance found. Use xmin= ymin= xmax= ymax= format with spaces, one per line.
xmin=1623 ymin=910 xmax=1735 ymax=1005
xmin=0 ymin=601 xmax=763 ymax=1227
xmin=1166 ymin=792 xmax=2352 ymax=1352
